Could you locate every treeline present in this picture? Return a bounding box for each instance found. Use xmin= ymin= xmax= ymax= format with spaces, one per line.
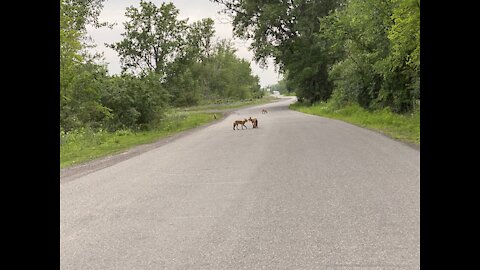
xmin=214 ymin=0 xmax=420 ymax=113
xmin=60 ymin=0 xmax=262 ymax=132
xmin=268 ymin=78 xmax=292 ymax=95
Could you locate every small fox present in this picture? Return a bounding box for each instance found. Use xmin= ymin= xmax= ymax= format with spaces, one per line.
xmin=233 ymin=119 xmax=248 ymax=130
xmin=262 ymin=109 xmax=268 ymax=114
xmin=248 ymin=117 xmax=258 ymax=128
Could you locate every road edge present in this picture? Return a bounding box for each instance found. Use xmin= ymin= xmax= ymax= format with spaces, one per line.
xmin=60 ymin=98 xmax=286 ymax=183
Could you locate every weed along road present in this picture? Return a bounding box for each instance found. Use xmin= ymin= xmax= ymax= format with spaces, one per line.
xmin=60 ymin=96 xmax=420 ymax=269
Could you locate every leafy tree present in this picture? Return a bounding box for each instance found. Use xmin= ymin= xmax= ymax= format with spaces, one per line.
xmin=388 ymin=0 xmax=420 ymax=72
xmin=163 ymin=18 xmax=216 ymax=105
xmin=107 ymin=1 xmax=189 ymax=77
xmin=380 ymin=0 xmax=420 ymax=112
xmin=61 ymin=62 xmax=112 ymax=131
xmin=213 ymin=0 xmax=344 ymax=103
xmin=60 ymin=0 xmax=111 ymax=131
xmin=60 ymin=0 xmax=83 ymax=129
xmin=61 ymin=0 xmax=273 ymax=134
xmin=100 ymin=73 xmax=169 ymax=130
xmin=185 ymin=18 xmax=216 ymax=61
xmin=214 ymin=0 xmax=420 ymax=112
xmin=268 ymin=78 xmax=293 ymax=95
xmin=108 ymin=1 xmax=221 ymax=108
xmin=327 ymin=0 xmax=419 ymax=112
xmin=165 ymin=39 xmax=261 ymax=106
xmin=61 ymin=0 xmax=109 ymax=31
xmin=326 ymin=0 xmax=394 ymax=109
xmin=164 ymin=68 xmax=202 ymax=107
xmin=202 ymin=40 xmax=261 ymax=100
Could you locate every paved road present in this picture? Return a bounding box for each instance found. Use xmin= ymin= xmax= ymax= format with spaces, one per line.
xmin=60 ymin=97 xmax=419 ymax=269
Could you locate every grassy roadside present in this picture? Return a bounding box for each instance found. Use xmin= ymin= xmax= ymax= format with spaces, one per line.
xmin=289 ymin=102 xmax=420 ymax=145
xmin=60 ymin=112 xmax=215 ymax=169
xmin=60 ymin=96 xmax=278 ymax=169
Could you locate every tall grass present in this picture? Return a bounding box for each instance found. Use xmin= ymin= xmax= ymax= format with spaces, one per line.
xmin=290 ymin=102 xmax=420 ymax=145
xmin=60 ymin=112 xmax=215 ymax=169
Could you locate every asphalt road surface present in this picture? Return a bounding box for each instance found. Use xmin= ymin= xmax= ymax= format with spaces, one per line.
xmin=60 ymin=97 xmax=420 ymax=269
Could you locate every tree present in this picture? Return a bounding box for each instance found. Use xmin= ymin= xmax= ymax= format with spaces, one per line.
xmin=165 ymin=39 xmax=261 ymax=106
xmin=268 ymin=78 xmax=291 ymax=95
xmin=163 ymin=17 xmax=216 ymax=101
xmin=327 ymin=0 xmax=420 ymax=112
xmin=381 ymin=0 xmax=420 ymax=112
xmin=204 ymin=40 xmax=261 ymax=100
xmin=107 ymin=1 xmax=220 ymax=108
xmin=61 ymin=0 xmax=109 ymax=31
xmin=213 ymin=0 xmax=344 ymax=103
xmin=326 ymin=0 xmax=395 ymax=109
xmin=108 ymin=1 xmax=189 ymax=77
xmin=100 ymin=73 xmax=169 ymax=130
xmin=185 ymin=18 xmax=216 ymax=61
xmin=388 ymin=0 xmax=420 ymax=73
xmin=60 ymin=0 xmax=111 ymax=131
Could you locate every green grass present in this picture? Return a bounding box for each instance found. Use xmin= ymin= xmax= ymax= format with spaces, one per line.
xmin=290 ymin=102 xmax=420 ymax=145
xmin=60 ymin=112 xmax=215 ymax=169
xmin=60 ymin=96 xmax=278 ymax=169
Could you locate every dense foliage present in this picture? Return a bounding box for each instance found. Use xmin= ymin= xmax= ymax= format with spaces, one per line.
xmin=60 ymin=0 xmax=111 ymax=130
xmin=213 ymin=0 xmax=420 ymax=113
xmin=60 ymin=0 xmax=262 ymax=132
xmin=267 ymin=77 xmax=293 ymax=95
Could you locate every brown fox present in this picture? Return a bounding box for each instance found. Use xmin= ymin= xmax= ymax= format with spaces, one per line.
xmin=233 ymin=119 xmax=248 ymax=130
xmin=262 ymin=109 xmax=268 ymax=114
xmin=248 ymin=117 xmax=258 ymax=128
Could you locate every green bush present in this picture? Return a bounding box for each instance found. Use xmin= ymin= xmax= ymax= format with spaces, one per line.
xmin=100 ymin=73 xmax=169 ymax=131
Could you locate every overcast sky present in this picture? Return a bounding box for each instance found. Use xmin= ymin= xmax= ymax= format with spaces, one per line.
xmin=86 ymin=0 xmax=282 ymax=87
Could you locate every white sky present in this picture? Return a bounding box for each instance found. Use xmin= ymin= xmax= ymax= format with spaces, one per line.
xmin=86 ymin=0 xmax=282 ymax=87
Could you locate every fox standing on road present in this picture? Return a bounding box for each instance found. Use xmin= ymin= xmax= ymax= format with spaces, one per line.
xmin=233 ymin=119 xmax=248 ymax=130
xmin=249 ymin=117 xmax=258 ymax=128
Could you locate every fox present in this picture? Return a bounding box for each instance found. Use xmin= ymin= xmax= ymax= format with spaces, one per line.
xmin=248 ymin=117 xmax=258 ymax=128
xmin=262 ymin=109 xmax=268 ymax=114
xmin=233 ymin=119 xmax=248 ymax=130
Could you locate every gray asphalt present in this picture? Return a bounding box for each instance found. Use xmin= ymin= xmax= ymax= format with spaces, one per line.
xmin=60 ymin=97 xmax=420 ymax=269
